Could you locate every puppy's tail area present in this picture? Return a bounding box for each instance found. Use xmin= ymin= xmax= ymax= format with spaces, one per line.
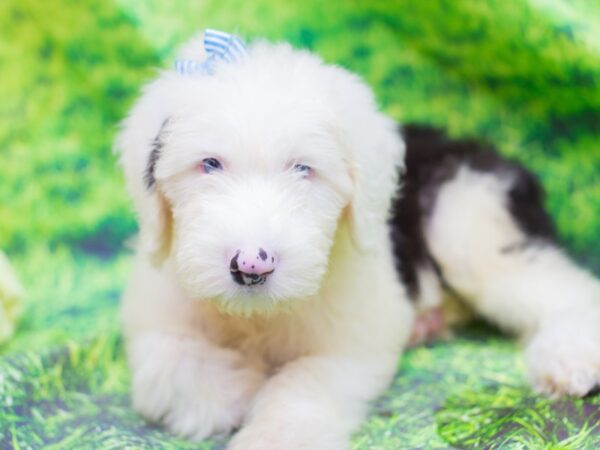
xmin=391 ymin=124 xmax=600 ymax=349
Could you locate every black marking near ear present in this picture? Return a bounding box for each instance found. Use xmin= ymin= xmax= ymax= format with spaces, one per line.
xmin=144 ymin=118 xmax=170 ymax=190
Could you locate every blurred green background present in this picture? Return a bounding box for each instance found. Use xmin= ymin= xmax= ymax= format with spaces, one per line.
xmin=1 ymin=0 xmax=599 ymax=448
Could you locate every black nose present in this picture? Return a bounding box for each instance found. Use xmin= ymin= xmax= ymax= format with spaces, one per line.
xmin=229 ymin=248 xmax=276 ymax=286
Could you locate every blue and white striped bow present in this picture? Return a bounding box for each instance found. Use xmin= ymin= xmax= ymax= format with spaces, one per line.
xmin=175 ymin=29 xmax=247 ymax=76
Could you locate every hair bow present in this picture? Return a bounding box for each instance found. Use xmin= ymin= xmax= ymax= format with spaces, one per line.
xmin=175 ymin=29 xmax=247 ymax=76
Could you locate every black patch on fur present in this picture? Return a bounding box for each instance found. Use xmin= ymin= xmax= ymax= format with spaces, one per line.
xmin=389 ymin=124 xmax=557 ymax=299
xmin=584 ymin=385 xmax=600 ymax=398
xmin=144 ymin=119 xmax=170 ymax=190
xmin=144 ymin=139 xmax=161 ymax=190
xmin=506 ymin=164 xmax=557 ymax=241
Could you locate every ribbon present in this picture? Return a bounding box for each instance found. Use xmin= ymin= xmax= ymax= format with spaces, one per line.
xmin=175 ymin=29 xmax=247 ymax=76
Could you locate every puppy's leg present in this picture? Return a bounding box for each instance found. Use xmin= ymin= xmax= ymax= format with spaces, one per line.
xmin=128 ymin=331 xmax=265 ymax=441
xmin=425 ymin=166 xmax=600 ymax=396
xmin=122 ymin=259 xmax=265 ymax=441
xmin=228 ymin=354 xmax=398 ymax=450
xmin=228 ymin=251 xmax=413 ymax=450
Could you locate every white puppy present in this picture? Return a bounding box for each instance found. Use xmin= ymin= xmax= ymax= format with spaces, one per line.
xmin=117 ymin=31 xmax=600 ymax=449
xmin=118 ymin=31 xmax=412 ymax=449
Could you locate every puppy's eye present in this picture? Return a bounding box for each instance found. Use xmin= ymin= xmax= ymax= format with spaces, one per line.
xmin=199 ymin=158 xmax=223 ymax=174
xmin=293 ymin=163 xmax=312 ymax=177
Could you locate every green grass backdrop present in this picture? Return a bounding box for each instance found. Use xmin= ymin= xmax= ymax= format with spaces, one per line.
xmin=1 ymin=0 xmax=599 ymax=448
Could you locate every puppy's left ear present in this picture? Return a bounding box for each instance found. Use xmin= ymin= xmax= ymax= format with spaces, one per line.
xmin=332 ymin=71 xmax=405 ymax=252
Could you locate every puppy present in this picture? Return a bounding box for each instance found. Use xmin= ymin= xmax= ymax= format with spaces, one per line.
xmin=117 ymin=31 xmax=600 ymax=449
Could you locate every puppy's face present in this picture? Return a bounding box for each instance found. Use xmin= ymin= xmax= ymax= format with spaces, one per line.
xmin=119 ymin=41 xmax=403 ymax=315
xmin=157 ymin=88 xmax=352 ymax=312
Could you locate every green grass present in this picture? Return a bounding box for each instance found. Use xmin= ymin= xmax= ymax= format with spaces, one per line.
xmin=437 ymin=384 xmax=600 ymax=449
xmin=0 ymin=333 xmax=215 ymax=449
xmin=4 ymin=325 xmax=599 ymax=449
xmin=0 ymin=0 xmax=599 ymax=448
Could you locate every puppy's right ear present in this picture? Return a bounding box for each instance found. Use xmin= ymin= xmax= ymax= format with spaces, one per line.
xmin=116 ymin=32 xmax=210 ymax=263
xmin=115 ymin=79 xmax=176 ymax=264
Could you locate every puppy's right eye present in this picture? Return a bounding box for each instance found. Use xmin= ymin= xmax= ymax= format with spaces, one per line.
xmin=199 ymin=158 xmax=223 ymax=174
xmin=292 ymin=163 xmax=313 ymax=178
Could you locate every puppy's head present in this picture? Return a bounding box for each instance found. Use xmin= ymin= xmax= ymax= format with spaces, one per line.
xmin=117 ymin=35 xmax=404 ymax=314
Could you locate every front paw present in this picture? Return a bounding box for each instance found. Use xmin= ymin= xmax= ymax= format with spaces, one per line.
xmin=227 ymin=425 xmax=284 ymax=450
xmin=130 ymin=333 xmax=264 ymax=441
xmin=228 ymin=424 xmax=347 ymax=450
xmin=227 ymin=403 xmax=350 ymax=450
xmin=525 ymin=310 xmax=600 ymax=397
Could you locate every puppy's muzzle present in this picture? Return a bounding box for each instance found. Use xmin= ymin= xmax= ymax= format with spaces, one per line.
xmin=229 ymin=247 xmax=277 ymax=286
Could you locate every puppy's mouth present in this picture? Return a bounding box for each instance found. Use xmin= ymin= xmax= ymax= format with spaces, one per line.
xmin=230 ymin=269 xmax=273 ymax=287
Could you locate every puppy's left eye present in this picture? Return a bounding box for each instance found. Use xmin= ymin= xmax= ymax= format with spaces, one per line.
xmin=200 ymin=158 xmax=223 ymax=174
xmin=293 ymin=163 xmax=312 ymax=177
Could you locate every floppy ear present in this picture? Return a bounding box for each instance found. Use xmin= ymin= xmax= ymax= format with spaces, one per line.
xmin=116 ymin=32 xmax=215 ymax=263
xmin=347 ymin=117 xmax=405 ymax=252
xmin=115 ymin=79 xmax=177 ymax=264
xmin=116 ymin=32 xmax=211 ymax=263
xmin=330 ymin=71 xmax=405 ymax=252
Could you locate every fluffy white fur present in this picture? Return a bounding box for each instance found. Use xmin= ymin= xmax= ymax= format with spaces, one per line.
xmin=118 ymin=33 xmax=412 ymax=449
xmin=118 ymin=32 xmax=600 ymax=448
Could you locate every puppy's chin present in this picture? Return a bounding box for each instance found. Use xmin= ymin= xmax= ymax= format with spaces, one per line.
xmin=172 ymin=261 xmax=325 ymax=317
xmin=210 ymin=290 xmax=314 ymax=317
